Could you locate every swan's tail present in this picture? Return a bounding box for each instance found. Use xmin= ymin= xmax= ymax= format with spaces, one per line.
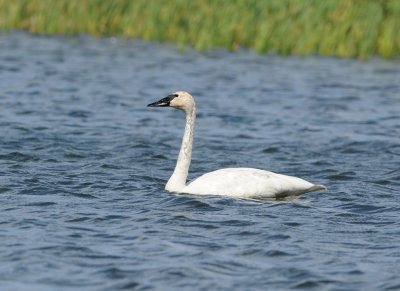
xmin=308 ymin=184 xmax=327 ymax=192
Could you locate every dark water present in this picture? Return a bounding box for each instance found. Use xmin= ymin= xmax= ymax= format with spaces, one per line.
xmin=1 ymin=31 xmax=400 ymax=290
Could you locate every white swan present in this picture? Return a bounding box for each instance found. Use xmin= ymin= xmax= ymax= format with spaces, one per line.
xmin=148 ymin=91 xmax=326 ymax=199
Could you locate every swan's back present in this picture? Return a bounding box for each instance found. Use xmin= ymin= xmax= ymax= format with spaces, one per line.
xmin=183 ymin=168 xmax=325 ymax=199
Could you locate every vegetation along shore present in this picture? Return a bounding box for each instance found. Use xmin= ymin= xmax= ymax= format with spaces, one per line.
xmin=1 ymin=0 xmax=399 ymax=59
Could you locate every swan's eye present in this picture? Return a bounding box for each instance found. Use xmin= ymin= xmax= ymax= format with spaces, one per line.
xmin=172 ymin=94 xmax=178 ymax=97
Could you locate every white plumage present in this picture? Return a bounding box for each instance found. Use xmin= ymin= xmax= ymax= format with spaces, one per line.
xmin=148 ymin=91 xmax=326 ymax=199
xmin=183 ymin=168 xmax=324 ymax=199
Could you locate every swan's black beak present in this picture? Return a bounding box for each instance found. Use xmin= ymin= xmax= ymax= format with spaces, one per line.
xmin=147 ymin=95 xmax=175 ymax=107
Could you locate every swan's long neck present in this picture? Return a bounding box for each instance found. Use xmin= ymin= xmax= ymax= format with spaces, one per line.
xmin=165 ymin=106 xmax=196 ymax=192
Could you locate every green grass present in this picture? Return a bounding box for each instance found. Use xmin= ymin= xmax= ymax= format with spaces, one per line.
xmin=1 ymin=0 xmax=399 ymax=59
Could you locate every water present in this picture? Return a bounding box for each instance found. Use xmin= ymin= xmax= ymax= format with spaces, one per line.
xmin=1 ymin=31 xmax=400 ymax=290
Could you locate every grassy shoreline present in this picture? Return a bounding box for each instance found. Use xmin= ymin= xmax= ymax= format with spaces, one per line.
xmin=1 ymin=0 xmax=399 ymax=59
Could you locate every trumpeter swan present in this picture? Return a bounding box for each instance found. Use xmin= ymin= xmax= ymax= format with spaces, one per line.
xmin=148 ymin=91 xmax=326 ymax=199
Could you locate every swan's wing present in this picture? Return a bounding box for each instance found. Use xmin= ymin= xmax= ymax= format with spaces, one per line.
xmin=183 ymin=168 xmax=317 ymax=198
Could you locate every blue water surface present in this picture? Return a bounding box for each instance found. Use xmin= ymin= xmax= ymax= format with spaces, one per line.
xmin=0 ymin=31 xmax=400 ymax=290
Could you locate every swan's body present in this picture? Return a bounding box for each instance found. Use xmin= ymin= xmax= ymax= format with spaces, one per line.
xmin=148 ymin=91 xmax=326 ymax=199
xmin=182 ymin=168 xmax=324 ymax=199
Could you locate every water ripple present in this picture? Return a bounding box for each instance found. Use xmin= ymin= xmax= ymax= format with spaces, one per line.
xmin=0 ymin=31 xmax=399 ymax=290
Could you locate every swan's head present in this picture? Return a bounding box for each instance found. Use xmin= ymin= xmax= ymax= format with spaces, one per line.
xmin=147 ymin=91 xmax=195 ymax=112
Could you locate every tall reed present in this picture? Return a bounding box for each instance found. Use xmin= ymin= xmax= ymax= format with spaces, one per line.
xmin=0 ymin=0 xmax=398 ymax=59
